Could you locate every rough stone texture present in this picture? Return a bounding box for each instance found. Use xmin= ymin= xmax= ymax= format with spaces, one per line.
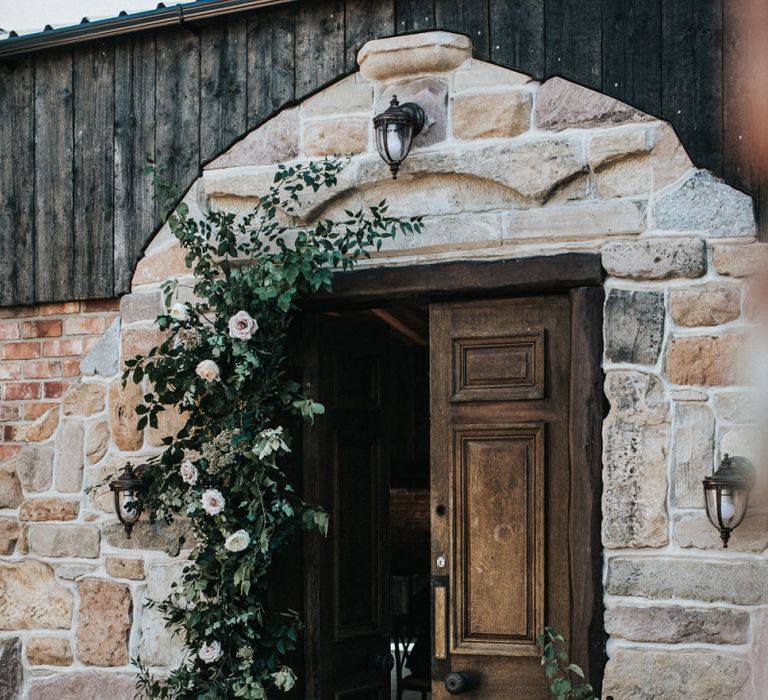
xmin=453 ymin=59 xmax=531 ymax=91
xmin=503 ymin=200 xmax=644 ymax=240
xmin=670 ymin=283 xmax=741 ymax=327
xmin=85 ymin=419 xmax=110 ymax=464
xmin=140 ymin=561 xmax=187 ymax=666
xmin=120 ymin=326 xmax=166 ymax=368
xmin=109 ymin=378 xmax=144 ymax=451
xmin=29 ymin=524 xmax=100 ymax=558
xmin=119 ymin=290 xmax=163 ymax=324
xmin=713 ymin=242 xmax=768 ymax=277
xmin=536 ymin=77 xmax=653 ymax=131
xmin=674 ymin=512 xmax=768 ymax=552
xmin=0 ymin=517 xmax=20 ymax=555
xmin=132 ymin=243 xmax=191 ymax=286
xmin=605 ymin=604 xmax=750 ymax=644
xmin=12 ymin=446 xmax=53 ymax=492
xmin=720 ymin=426 xmax=764 ymax=467
xmin=19 ymin=498 xmax=79 ymax=521
xmin=105 ymin=556 xmax=145 ymax=580
xmin=594 ymin=153 xmax=653 ymax=198
xmin=604 ymin=289 xmax=665 ymax=365
xmin=303 ymin=76 xmax=372 ymax=117
xmin=22 ymin=407 xmax=59 ymax=442
xmin=27 ymin=636 xmax=73 ymax=666
xmin=77 ymin=578 xmax=132 ymax=666
xmin=80 ymin=317 xmax=120 ymax=377
xmin=654 ymin=170 xmax=757 ymax=237
xmin=603 ymin=649 xmax=750 ymax=700
xmin=452 ymin=91 xmax=532 ymax=140
xmin=607 ymin=556 xmax=768 ymax=604
xmin=0 ymin=637 xmax=23 ymax=700
xmin=103 ymin=518 xmax=188 ymax=551
xmin=54 ymin=563 xmax=98 ymax=581
xmin=357 ymin=31 xmax=471 ymax=81
xmin=651 ymin=122 xmax=694 ymax=191
xmin=303 ymin=117 xmax=368 ymax=157
xmin=379 ymin=214 xmax=501 ymax=253
xmin=588 ymin=128 xmax=649 ymax=169
xmin=62 ymin=382 xmax=106 ymax=416
xmin=28 ymin=672 xmax=136 ymax=700
xmin=605 ymin=371 xmax=669 ymax=416
xmin=714 ymin=392 xmax=758 ymax=424
xmin=0 ymin=561 xmax=73 ymax=629
xmin=56 ymin=420 xmax=84 ymax=492
xmin=206 ymin=107 xmax=300 ymax=169
xmin=378 ymin=78 xmax=449 ymax=148
xmin=602 ymin=237 xmax=706 ymax=280
xmin=0 ymin=463 xmax=23 ymax=508
xmin=666 ymin=334 xmax=747 ymax=386
xmin=672 ymin=403 xmax=715 ymax=507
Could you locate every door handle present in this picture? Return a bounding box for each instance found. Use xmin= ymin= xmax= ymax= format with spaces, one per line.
xmin=444 ymin=671 xmax=474 ymax=694
xmin=372 ymin=652 xmax=394 ymax=673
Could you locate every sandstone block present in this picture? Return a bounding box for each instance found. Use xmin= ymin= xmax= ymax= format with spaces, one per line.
xmin=132 ymin=244 xmax=191 ymax=287
xmin=654 ymin=170 xmax=756 ymax=237
xmin=670 ymin=283 xmax=741 ymax=327
xmin=357 ymin=31 xmax=471 ymax=80
xmin=452 ymin=91 xmax=531 ymax=140
xmin=12 ymin=446 xmax=53 ymax=492
xmin=607 ymin=556 xmax=768 ymax=604
xmin=588 ymin=128 xmax=650 ymax=169
xmin=0 ymin=464 xmax=23 ymax=508
xmin=603 ymin=649 xmax=750 ymax=700
xmin=605 ymin=604 xmax=749 ymax=644
xmin=77 ymin=578 xmax=132 ymax=666
xmin=54 ymin=563 xmax=98 ymax=580
xmin=378 ymin=214 xmax=501 ymax=254
xmin=29 ymin=524 xmax=100 ymax=558
xmin=720 ymin=426 xmax=764 ymax=467
xmin=56 ymin=419 xmax=84 ymax=492
xmin=0 ymin=638 xmax=23 ymax=700
xmin=714 ymin=392 xmax=757 ymax=424
xmin=29 ymin=672 xmax=136 ymax=700
xmin=103 ymin=518 xmax=187 ymax=551
xmin=0 ymin=517 xmax=20 ymax=555
xmin=650 ymin=122 xmax=694 ymax=191
xmin=22 ymin=407 xmax=59 ymax=442
xmin=106 ymin=556 xmax=145 ymax=580
xmin=119 ymin=290 xmax=163 ymax=324
xmin=19 ymin=498 xmax=79 ymax=521
xmin=27 ymin=636 xmax=73 ymax=666
xmin=713 ymin=242 xmax=768 ymax=277
xmin=674 ymin=511 xmax=768 ymax=552
xmin=381 ymin=78 xmax=450 ymax=149
xmin=62 ymin=382 xmax=106 ymax=416
xmin=140 ymin=561 xmax=187 ymax=667
xmin=602 ymin=237 xmax=706 ymax=279
xmin=303 ymin=117 xmax=368 ymax=157
xmin=120 ymin=326 xmax=166 ymax=368
xmin=453 ymin=59 xmax=531 ymax=91
xmin=604 ymin=371 xmax=669 ymax=419
xmin=604 ymin=289 xmax=665 ymax=365
xmin=0 ymin=561 xmax=73 ymax=629
xmin=672 ymin=403 xmax=715 ymax=507
xmin=303 ymin=76 xmax=372 ymax=117
xmin=594 ymin=153 xmax=652 ymax=198
xmin=80 ymin=317 xmax=120 ymax=377
xmin=109 ymin=378 xmax=144 ymax=451
xmin=666 ymin=334 xmax=746 ymax=386
xmin=85 ymin=419 xmax=110 ymax=464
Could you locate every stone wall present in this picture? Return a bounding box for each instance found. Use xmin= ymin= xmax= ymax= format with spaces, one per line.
xmin=0 ymin=30 xmax=766 ymax=699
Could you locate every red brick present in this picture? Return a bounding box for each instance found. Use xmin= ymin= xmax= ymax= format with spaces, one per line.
xmin=0 ymin=306 xmax=38 ymax=320
xmin=21 ymin=319 xmax=62 ymax=339
xmin=42 ymin=339 xmax=83 ymax=357
xmin=1 ymin=342 xmax=40 ymax=360
xmin=0 ymin=405 xmax=20 ymax=422
xmin=0 ymin=322 xmax=20 ymax=340
xmin=63 ymin=359 xmax=81 ymax=377
xmin=23 ymin=402 xmax=55 ymax=420
xmin=2 ymin=382 xmax=42 ymax=401
xmin=3 ymin=425 xmax=22 ymax=442
xmin=0 ymin=445 xmax=21 ymax=461
xmin=0 ymin=362 xmax=22 ymax=380
xmin=82 ymin=298 xmax=119 ymax=312
xmin=43 ymin=381 xmax=72 ymax=399
xmin=38 ymin=302 xmax=80 ymax=316
xmin=62 ymin=317 xmax=106 ymax=336
xmin=22 ymin=360 xmax=63 ymax=379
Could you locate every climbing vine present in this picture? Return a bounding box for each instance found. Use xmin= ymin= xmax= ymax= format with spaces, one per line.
xmin=126 ymin=159 xmax=422 ymax=698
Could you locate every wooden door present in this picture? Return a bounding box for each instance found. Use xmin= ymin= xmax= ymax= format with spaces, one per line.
xmin=302 ymin=315 xmax=392 ymax=700
xmin=430 ymin=296 xmax=573 ymax=699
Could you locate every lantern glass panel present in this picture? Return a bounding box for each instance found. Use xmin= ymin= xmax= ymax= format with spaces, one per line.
xmin=115 ymin=488 xmax=142 ymax=525
xmin=379 ymin=121 xmax=413 ymax=164
xmin=705 ymin=485 xmax=749 ymax=530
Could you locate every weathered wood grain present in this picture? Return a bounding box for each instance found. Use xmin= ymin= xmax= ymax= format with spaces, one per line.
xmin=489 ymin=0 xmax=545 ymax=78
xmin=435 ymin=0 xmax=490 ymax=60
xmin=295 ymin=0 xmax=345 ymax=96
xmin=344 ymin=0 xmax=395 ymax=71
xmin=545 ymin=0 xmax=602 ymax=89
xmin=395 ymin=0 xmax=436 ymax=33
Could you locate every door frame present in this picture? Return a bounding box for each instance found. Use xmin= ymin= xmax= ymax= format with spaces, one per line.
xmin=300 ymin=252 xmax=606 ymax=693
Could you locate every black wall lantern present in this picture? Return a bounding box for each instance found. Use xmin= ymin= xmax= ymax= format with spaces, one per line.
xmin=110 ymin=463 xmax=147 ymax=538
xmin=703 ymin=454 xmax=755 ymax=548
xmin=373 ymin=96 xmax=426 ymax=179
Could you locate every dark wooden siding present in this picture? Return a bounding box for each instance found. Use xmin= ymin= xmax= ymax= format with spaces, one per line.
xmin=0 ymin=0 xmax=758 ymax=305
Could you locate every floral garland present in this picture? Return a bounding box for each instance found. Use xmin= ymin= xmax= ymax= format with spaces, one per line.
xmin=128 ymin=159 xmax=422 ymax=698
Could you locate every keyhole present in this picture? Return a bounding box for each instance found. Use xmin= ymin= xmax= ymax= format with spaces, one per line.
xmin=436 ymin=504 xmax=446 ymax=517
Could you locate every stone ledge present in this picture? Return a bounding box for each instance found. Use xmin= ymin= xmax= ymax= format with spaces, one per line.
xmin=357 ymin=31 xmax=471 ymax=81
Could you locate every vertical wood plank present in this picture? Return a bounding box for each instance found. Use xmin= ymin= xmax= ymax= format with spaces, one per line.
xmin=395 ymin=0 xmax=436 ymax=33
xmin=34 ymin=49 xmax=75 ymax=301
xmin=200 ymin=18 xmax=248 ymax=163
xmin=73 ymin=40 xmax=115 ymax=299
xmin=545 ymin=0 xmax=603 ymax=89
xmin=435 ymin=0 xmax=490 ymax=60
xmin=246 ymin=8 xmax=296 ymax=129
xmin=0 ymin=58 xmax=35 ymax=306
xmin=155 ymin=27 xmax=200 ymax=220
xmin=344 ymin=0 xmax=396 ymax=71
xmin=488 ymin=0 xmax=545 ymax=78
xmin=295 ymin=0 xmax=345 ymax=98
xmin=114 ymin=33 xmax=157 ymax=295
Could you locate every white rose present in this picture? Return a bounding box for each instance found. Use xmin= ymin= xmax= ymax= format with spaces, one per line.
xmin=180 ymin=460 xmax=198 ymax=486
xmin=201 ymin=488 xmax=225 ymax=516
xmin=256 ymin=426 xmax=290 ymax=460
xmin=224 ymin=529 xmax=250 ymax=552
xmin=169 ymin=303 xmax=189 ymax=321
xmin=198 ymin=640 xmax=223 ymax=664
xmin=196 ymin=359 xmax=220 ymax=382
xmin=228 ymin=310 xmax=259 ymax=341
xmin=272 ymin=667 xmax=297 ymax=692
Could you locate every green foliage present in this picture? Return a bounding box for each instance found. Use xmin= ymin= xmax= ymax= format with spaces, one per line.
xmin=539 ymin=628 xmax=596 ymax=700
xmin=128 ymin=158 xmax=422 ymax=698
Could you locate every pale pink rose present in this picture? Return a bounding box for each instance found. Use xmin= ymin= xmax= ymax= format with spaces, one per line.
xmin=201 ymin=488 xmax=225 ymax=515
xmin=198 ymin=640 xmax=222 ymax=664
xmin=196 ymin=359 xmax=220 ymax=382
xmin=227 ymin=310 xmax=258 ymax=341
xmin=180 ymin=461 xmax=198 ymax=486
